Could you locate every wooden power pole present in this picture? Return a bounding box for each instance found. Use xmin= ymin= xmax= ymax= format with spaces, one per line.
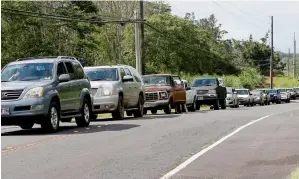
xmin=270 ymin=16 xmax=274 ymax=89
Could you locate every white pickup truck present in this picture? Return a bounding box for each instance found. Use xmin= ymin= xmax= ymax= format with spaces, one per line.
xmin=182 ymin=80 xmax=199 ymax=111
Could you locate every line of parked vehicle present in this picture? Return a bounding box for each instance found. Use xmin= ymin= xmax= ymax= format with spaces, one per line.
xmin=1 ymin=56 xmax=299 ymax=133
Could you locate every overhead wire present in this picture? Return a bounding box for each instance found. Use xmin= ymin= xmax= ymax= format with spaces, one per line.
xmin=212 ymin=0 xmax=262 ymax=28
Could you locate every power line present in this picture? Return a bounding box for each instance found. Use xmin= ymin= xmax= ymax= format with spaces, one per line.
xmin=212 ymin=1 xmax=261 ymax=28
xmin=1 ymin=7 xmax=145 ymax=24
xmin=226 ymin=1 xmax=268 ymax=25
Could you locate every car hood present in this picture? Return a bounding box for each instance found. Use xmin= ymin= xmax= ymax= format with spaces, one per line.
xmin=144 ymin=85 xmax=172 ymax=92
xmin=192 ymin=86 xmax=216 ymax=90
xmin=89 ymin=81 xmax=119 ymax=88
xmin=226 ymin=94 xmax=233 ymax=98
xmin=1 ymin=80 xmax=52 ymax=91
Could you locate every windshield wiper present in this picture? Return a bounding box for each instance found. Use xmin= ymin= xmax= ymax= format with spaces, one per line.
xmin=1 ymin=80 xmax=9 ymax=82
xmin=91 ymin=78 xmax=103 ymax=81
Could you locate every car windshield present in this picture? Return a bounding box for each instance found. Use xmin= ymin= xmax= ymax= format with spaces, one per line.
xmin=251 ymin=91 xmax=261 ymax=95
xmin=226 ymin=88 xmax=233 ymax=94
xmin=267 ymin=89 xmax=277 ymax=94
xmin=278 ymin=89 xmax=286 ymax=92
xmin=192 ymin=79 xmax=217 ymax=87
xmin=235 ymin=90 xmax=249 ymax=95
xmin=1 ymin=63 xmax=54 ymax=82
xmin=85 ymin=68 xmax=118 ymax=81
xmin=142 ymin=76 xmax=171 ymax=86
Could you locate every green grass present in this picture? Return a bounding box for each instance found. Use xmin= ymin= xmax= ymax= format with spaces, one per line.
xmin=98 ymin=105 xmax=209 ymax=118
xmin=265 ymin=76 xmax=299 ymax=88
xmin=288 ymin=168 xmax=299 ymax=179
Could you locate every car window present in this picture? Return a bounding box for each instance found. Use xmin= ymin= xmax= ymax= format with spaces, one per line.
xmin=130 ymin=68 xmax=142 ymax=82
xmin=120 ymin=68 xmax=126 ymax=79
xmin=172 ymin=76 xmax=182 ymax=85
xmin=85 ymin=68 xmax=119 ymax=81
xmin=72 ymin=61 xmax=84 ymax=79
xmin=124 ymin=68 xmax=132 ymax=76
xmin=57 ymin=62 xmax=67 ymax=77
xmin=64 ymin=62 xmax=77 ymax=80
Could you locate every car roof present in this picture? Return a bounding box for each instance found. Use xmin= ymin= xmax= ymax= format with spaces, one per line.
xmin=84 ymin=66 xmax=118 ymax=69
xmin=142 ymin=74 xmax=172 ymax=77
xmin=7 ymin=58 xmax=57 ymax=65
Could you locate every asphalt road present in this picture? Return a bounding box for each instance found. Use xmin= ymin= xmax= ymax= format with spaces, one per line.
xmin=2 ymin=101 xmax=299 ymax=179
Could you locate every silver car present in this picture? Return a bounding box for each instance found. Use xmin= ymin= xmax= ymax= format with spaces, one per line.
xmin=251 ymin=90 xmax=266 ymax=106
xmin=84 ymin=65 xmax=145 ymax=120
xmin=226 ymin=87 xmax=239 ymax=108
xmin=235 ymin=88 xmax=254 ymax=107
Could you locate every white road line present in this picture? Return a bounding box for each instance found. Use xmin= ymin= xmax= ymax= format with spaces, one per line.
xmin=159 ymin=108 xmax=299 ymax=179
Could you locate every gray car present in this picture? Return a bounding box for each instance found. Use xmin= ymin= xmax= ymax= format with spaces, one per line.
xmin=1 ymin=56 xmax=92 ymax=132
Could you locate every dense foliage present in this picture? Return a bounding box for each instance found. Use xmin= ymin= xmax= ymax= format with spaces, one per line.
xmin=1 ymin=1 xmax=286 ymax=81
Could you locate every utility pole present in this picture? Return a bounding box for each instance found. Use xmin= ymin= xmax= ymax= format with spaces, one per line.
xmin=294 ymin=32 xmax=296 ymax=78
xmin=288 ymin=48 xmax=291 ymax=76
xmin=270 ymin=16 xmax=274 ymax=89
xmin=135 ymin=10 xmax=141 ymax=73
xmin=140 ymin=0 xmax=145 ymax=75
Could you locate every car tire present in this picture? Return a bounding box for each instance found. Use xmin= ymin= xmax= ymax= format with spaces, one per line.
xmin=175 ymin=103 xmax=182 ymax=114
xmin=164 ymin=101 xmax=172 ymax=114
xmin=189 ymin=98 xmax=197 ymax=112
xmin=20 ymin=123 xmax=34 ymax=130
xmin=133 ymin=94 xmax=144 ymax=118
xmin=75 ymin=98 xmax=91 ymax=127
xmin=112 ymin=95 xmax=125 ymax=120
xmin=151 ymin=109 xmax=157 ymax=115
xmin=41 ymin=101 xmax=60 ymax=133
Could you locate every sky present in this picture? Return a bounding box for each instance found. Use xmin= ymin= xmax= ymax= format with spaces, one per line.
xmin=164 ymin=0 xmax=299 ymax=53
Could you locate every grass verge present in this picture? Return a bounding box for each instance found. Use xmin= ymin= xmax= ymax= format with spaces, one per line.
xmin=265 ymin=76 xmax=299 ymax=88
xmin=288 ymin=168 xmax=299 ymax=179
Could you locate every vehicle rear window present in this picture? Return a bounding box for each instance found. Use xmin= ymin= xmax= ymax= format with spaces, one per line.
xmin=235 ymin=90 xmax=249 ymax=95
xmin=85 ymin=68 xmax=118 ymax=81
xmin=192 ymin=79 xmax=217 ymax=87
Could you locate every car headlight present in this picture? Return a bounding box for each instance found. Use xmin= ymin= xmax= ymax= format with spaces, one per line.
xmin=208 ymin=89 xmax=216 ymax=94
xmin=24 ymin=87 xmax=44 ymax=98
xmin=100 ymin=86 xmax=115 ymax=96
xmin=159 ymin=91 xmax=168 ymax=98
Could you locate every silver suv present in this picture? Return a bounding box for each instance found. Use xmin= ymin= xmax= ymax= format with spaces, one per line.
xmin=84 ymin=64 xmax=145 ymax=120
xmin=1 ymin=56 xmax=92 ymax=132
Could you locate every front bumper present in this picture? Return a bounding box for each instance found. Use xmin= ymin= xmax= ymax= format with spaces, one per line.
xmin=144 ymin=100 xmax=169 ymax=109
xmin=1 ymin=97 xmax=49 ymax=125
xmin=226 ymin=99 xmax=234 ymax=106
xmin=196 ymin=94 xmax=217 ymax=105
xmin=238 ymin=98 xmax=249 ymax=104
xmin=254 ymin=98 xmax=262 ymax=103
xmin=92 ymin=95 xmax=119 ymax=113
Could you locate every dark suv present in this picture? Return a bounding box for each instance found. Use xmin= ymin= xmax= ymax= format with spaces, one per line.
xmin=1 ymin=56 xmax=92 ymax=132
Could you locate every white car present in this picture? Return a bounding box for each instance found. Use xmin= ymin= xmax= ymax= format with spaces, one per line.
xmin=182 ymin=80 xmax=198 ymax=111
xmin=84 ymin=64 xmax=145 ymax=120
xmin=226 ymin=87 xmax=239 ymax=108
xmin=235 ymin=88 xmax=254 ymax=107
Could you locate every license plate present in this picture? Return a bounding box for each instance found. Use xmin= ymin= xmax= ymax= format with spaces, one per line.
xmin=197 ymin=96 xmax=204 ymax=100
xmin=1 ymin=108 xmax=9 ymax=116
xmin=144 ymin=103 xmax=152 ymax=107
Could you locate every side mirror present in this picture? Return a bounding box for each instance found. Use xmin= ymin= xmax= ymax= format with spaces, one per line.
xmin=59 ymin=74 xmax=70 ymax=83
xmin=249 ymin=93 xmax=253 ymax=96
xmin=186 ymin=86 xmax=191 ymax=90
xmin=122 ymin=75 xmax=134 ymax=82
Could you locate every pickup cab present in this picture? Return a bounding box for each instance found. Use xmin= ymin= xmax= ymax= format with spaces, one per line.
xmin=142 ymin=74 xmax=186 ymax=114
xmin=191 ymin=77 xmax=227 ymax=110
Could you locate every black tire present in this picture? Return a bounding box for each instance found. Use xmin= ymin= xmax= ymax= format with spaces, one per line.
xmin=41 ymin=100 xmax=60 ymax=133
xmin=75 ymin=98 xmax=91 ymax=127
xmin=251 ymin=102 xmax=254 ymax=107
xmin=175 ymin=103 xmax=182 ymax=114
xmin=151 ymin=109 xmax=157 ymax=114
xmin=112 ymin=95 xmax=125 ymax=120
xmin=126 ymin=111 xmax=133 ymax=116
xmin=214 ymin=100 xmax=219 ymax=110
xmin=143 ymin=109 xmax=148 ymax=115
xmin=164 ymin=101 xmax=172 ymax=114
xmin=20 ymin=123 xmax=34 ymax=130
xmin=189 ymin=98 xmax=197 ymax=112
xmin=220 ymin=99 xmax=226 ymax=109
xmin=133 ymin=94 xmax=144 ymax=117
